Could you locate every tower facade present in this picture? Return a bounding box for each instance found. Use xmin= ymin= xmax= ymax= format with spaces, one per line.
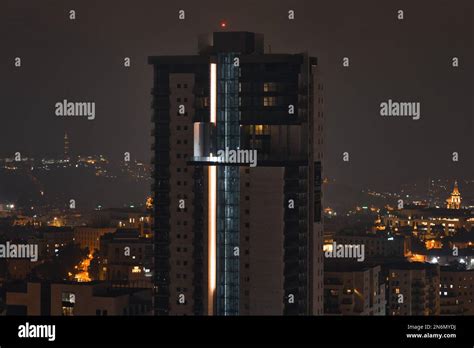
xmin=149 ymin=31 xmax=324 ymax=315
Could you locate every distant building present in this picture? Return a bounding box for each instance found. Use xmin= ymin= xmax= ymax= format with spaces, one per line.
xmin=387 ymin=262 xmax=440 ymax=315
xmin=382 ymin=207 xmax=473 ymax=237
xmin=40 ymin=227 xmax=74 ymax=255
xmin=327 ymin=233 xmax=409 ymax=259
xmin=64 ymin=132 xmax=70 ymax=161
xmin=7 ymin=259 xmax=39 ymax=280
xmin=425 ymin=248 xmax=474 ymax=267
xmin=440 ymin=266 xmax=474 ymax=315
xmin=73 ymin=226 xmax=116 ymax=252
xmin=99 ymin=229 xmax=153 ymax=288
xmin=5 ymin=281 xmax=152 ymax=316
xmin=446 ymin=181 xmax=462 ymax=209
xmin=324 ymin=261 xmax=385 ymax=315
xmin=90 ymin=208 xmax=151 ymax=237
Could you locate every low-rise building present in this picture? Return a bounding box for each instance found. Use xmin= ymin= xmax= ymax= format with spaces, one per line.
xmin=440 ymin=266 xmax=474 ymax=315
xmin=99 ymin=229 xmax=153 ymax=288
xmin=5 ymin=281 xmax=152 ymax=316
xmin=324 ymin=261 xmax=385 ymax=315
xmin=73 ymin=227 xmax=116 ymax=252
xmin=387 ymin=262 xmax=440 ymax=315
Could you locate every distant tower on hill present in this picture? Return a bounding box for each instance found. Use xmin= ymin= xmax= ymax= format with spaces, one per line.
xmin=446 ymin=180 xmax=461 ymax=209
xmin=64 ymin=132 xmax=70 ymax=160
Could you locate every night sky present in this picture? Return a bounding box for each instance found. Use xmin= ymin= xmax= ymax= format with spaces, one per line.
xmin=0 ymin=0 xmax=472 ymax=191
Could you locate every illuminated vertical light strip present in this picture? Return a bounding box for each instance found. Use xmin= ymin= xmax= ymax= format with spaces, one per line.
xmin=210 ymin=63 xmax=217 ymax=125
xmin=208 ymin=63 xmax=217 ymax=315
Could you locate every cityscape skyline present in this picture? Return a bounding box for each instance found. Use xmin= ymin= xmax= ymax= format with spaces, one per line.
xmin=1 ymin=0 xmax=471 ymax=190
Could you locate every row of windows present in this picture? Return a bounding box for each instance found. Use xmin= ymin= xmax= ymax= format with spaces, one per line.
xmin=441 ymin=277 xmax=474 ymax=281
xmin=440 ymin=284 xmax=473 ymax=288
xmin=180 ymin=96 xmax=292 ymax=108
xmin=441 ymin=291 xmax=473 ymax=296
xmin=123 ymin=305 xmax=148 ymax=315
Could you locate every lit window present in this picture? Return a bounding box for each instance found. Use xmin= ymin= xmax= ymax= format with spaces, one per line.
xmin=62 ymin=292 xmax=75 ymax=304
xmin=263 ymin=96 xmax=277 ymax=106
xmin=61 ymin=292 xmax=75 ymax=316
xmin=263 ymin=82 xmax=277 ymax=92
xmin=62 ymin=307 xmax=73 ymax=316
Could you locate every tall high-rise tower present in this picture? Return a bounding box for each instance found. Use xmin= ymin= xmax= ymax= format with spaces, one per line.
xmin=149 ymin=31 xmax=324 ymax=316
